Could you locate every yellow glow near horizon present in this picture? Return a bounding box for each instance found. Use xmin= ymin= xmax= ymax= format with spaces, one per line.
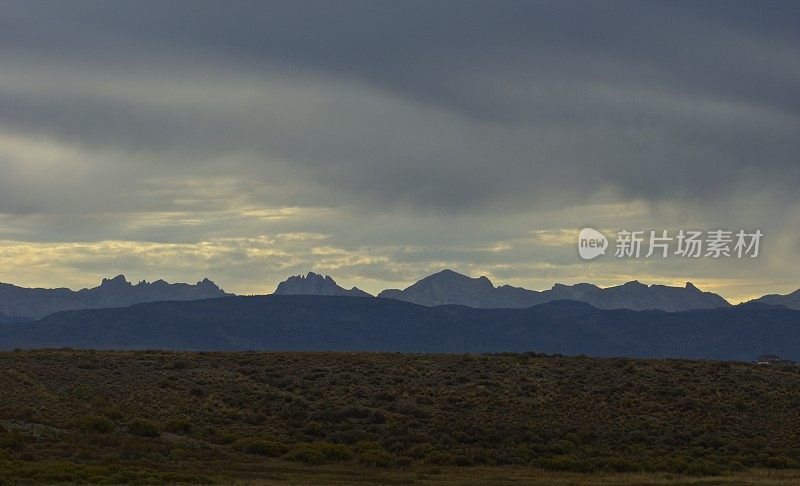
xmin=0 ymin=237 xmax=793 ymax=304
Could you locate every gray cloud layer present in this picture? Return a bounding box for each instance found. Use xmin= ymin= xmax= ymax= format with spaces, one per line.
xmin=0 ymin=1 xmax=798 ymax=300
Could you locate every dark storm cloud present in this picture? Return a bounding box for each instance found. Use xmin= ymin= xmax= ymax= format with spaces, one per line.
xmin=0 ymin=1 xmax=799 ymax=299
xmin=1 ymin=0 xmax=799 ymax=213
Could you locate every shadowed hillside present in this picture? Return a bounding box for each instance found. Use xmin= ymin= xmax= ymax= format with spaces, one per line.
xmin=2 ymin=295 xmax=800 ymax=361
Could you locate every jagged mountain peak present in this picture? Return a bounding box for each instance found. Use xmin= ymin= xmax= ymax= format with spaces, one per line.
xmin=100 ymin=275 xmax=131 ymax=288
xmin=197 ymin=277 xmax=222 ymax=290
xmin=378 ymin=271 xmax=731 ymax=311
xmin=378 ymin=269 xmax=503 ymax=307
xmin=0 ymin=276 xmax=230 ymax=319
xmin=274 ymin=272 xmax=372 ymax=298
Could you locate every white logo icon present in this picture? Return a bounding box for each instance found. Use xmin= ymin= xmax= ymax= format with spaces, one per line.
xmin=578 ymin=228 xmax=608 ymax=260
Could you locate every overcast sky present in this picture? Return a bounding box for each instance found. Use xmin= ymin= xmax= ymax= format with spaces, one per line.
xmin=1 ymin=0 xmax=798 ymax=301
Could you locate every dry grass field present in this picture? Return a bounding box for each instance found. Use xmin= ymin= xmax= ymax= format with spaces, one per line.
xmin=1 ymin=350 xmax=800 ymax=484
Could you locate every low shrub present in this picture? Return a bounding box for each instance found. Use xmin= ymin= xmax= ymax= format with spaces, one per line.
xmin=172 ymin=360 xmax=189 ymax=370
xmin=237 ymin=439 xmax=287 ymax=457
xmin=127 ymin=419 xmax=161 ymax=437
xmin=281 ymin=442 xmax=356 ymax=464
xmin=425 ymin=452 xmax=454 ymax=466
xmin=0 ymin=430 xmax=25 ymax=450
xmin=317 ymin=442 xmax=354 ymax=461
xmin=163 ymin=419 xmax=193 ymax=435
xmin=100 ymin=407 xmax=123 ymax=420
xmin=79 ymin=416 xmax=114 ymax=434
xmin=358 ymin=449 xmax=394 ymax=467
xmin=284 ymin=443 xmax=326 ymax=465
xmin=408 ymin=443 xmax=436 ymax=459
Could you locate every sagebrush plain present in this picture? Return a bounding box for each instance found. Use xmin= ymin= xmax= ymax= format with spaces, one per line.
xmin=1 ymin=350 xmax=799 ymax=484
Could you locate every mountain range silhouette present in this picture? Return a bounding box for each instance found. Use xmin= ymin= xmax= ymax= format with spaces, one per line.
xmin=0 ymin=269 xmax=797 ymax=321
